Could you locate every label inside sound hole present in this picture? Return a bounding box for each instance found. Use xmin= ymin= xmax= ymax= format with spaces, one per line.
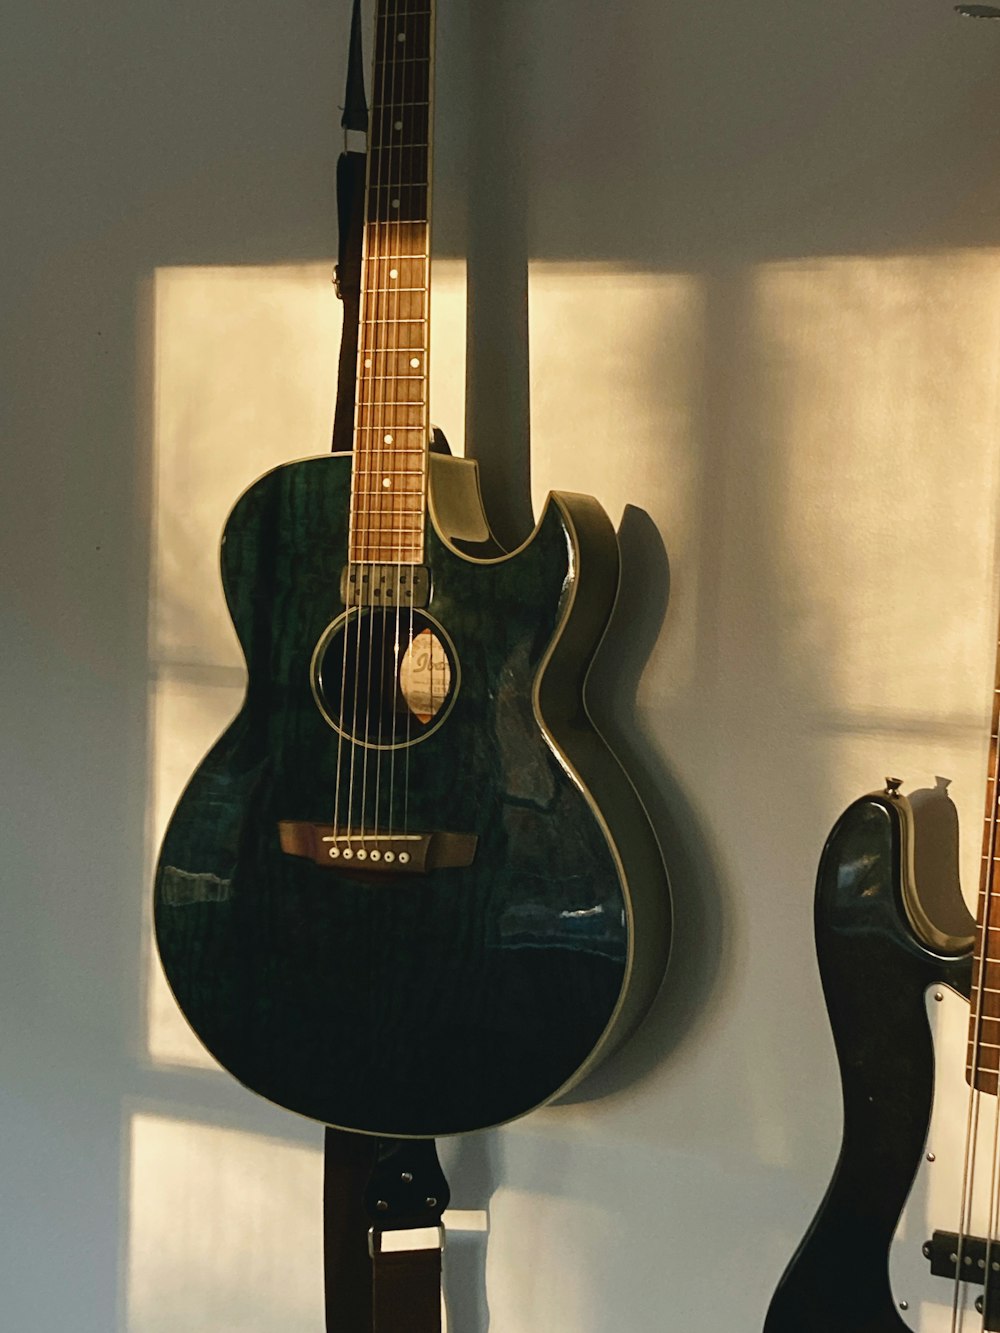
xmin=399 ymin=628 xmax=451 ymax=723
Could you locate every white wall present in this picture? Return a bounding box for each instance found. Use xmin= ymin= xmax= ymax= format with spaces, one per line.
xmin=5 ymin=1 xmax=1000 ymax=1329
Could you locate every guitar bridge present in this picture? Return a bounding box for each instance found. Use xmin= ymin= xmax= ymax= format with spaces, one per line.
xmin=278 ymin=822 xmax=476 ymax=874
xmin=341 ymin=564 xmax=430 ymax=608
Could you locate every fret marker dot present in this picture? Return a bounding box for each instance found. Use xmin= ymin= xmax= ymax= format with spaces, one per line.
xmin=364 ymin=358 xmax=372 ymax=368
xmin=410 ymin=357 xmax=420 ymax=368
xmin=390 ymin=268 xmax=398 ymax=279
xmin=397 ymin=31 xmax=405 ymax=41
xmin=384 ymin=433 xmax=393 ymax=444
xmin=392 ymin=198 xmax=400 ymax=209
xmin=394 ymin=120 xmax=403 ymax=130
xmin=382 ymin=477 xmax=392 ymax=488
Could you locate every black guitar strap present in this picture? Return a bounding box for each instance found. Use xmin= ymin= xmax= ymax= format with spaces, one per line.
xmin=324 ymin=3 xmax=448 ymax=1329
xmin=330 ymin=0 xmax=367 ymax=456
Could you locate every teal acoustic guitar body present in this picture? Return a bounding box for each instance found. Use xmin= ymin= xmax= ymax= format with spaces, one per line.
xmin=154 ymin=453 xmax=671 ymax=1137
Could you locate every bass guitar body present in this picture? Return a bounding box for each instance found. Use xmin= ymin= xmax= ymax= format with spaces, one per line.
xmin=765 ymin=790 xmax=972 ymax=1333
xmin=154 ymin=452 xmax=670 ymax=1138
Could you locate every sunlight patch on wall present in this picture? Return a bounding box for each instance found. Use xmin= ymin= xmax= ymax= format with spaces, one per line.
xmin=126 ymin=1112 xmax=322 ymax=1333
xmin=750 ymin=251 xmax=1000 ymax=900
xmin=145 ymin=260 xmax=467 ymax=1068
xmin=752 ymin=251 xmax=1000 ymax=728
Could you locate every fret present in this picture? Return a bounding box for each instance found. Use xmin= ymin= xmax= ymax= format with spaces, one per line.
xmin=352 ymin=435 xmax=425 ymax=448
xmin=357 ymin=402 xmax=426 ymax=413
xmin=369 ymin=181 xmax=430 ymax=192
xmin=359 ymin=323 xmax=425 ymax=351
xmin=350 ymin=505 xmax=424 ymax=517
xmin=360 ymin=295 xmax=428 ymax=323
xmin=349 ymin=527 xmax=425 ymax=537
xmin=352 ymin=485 xmax=426 ymax=495
xmin=348 ymin=539 xmax=427 ymax=549
xmin=372 ymin=108 xmax=429 ymax=148
xmin=351 ymin=483 xmax=426 ymax=495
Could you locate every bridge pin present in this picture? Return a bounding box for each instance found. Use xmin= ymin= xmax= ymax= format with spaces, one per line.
xmin=384 ymin=852 xmax=395 ymax=863
xmin=399 ymin=852 xmax=411 ymax=865
xmin=357 ymin=849 xmax=367 ymax=861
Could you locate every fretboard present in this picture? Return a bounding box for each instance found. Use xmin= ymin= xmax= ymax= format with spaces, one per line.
xmin=349 ymin=0 xmax=433 ymax=566
xmin=969 ymin=650 xmax=1000 ymax=1094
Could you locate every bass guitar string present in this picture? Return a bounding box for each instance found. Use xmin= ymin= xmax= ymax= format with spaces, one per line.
xmin=953 ymin=677 xmax=1000 ymax=1332
xmin=978 ymin=679 xmax=1000 ymax=1332
xmin=983 ymin=1094 xmax=1000 ymax=1333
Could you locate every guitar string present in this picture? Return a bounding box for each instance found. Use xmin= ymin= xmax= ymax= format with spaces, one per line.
xmin=358 ymin=68 xmax=385 ymax=850
xmin=346 ymin=0 xmax=391 ymax=854
xmin=363 ymin=0 xmax=399 ymax=848
xmin=978 ymin=676 xmax=1000 ymax=1332
xmin=953 ymin=673 xmax=1000 ymax=1332
xmin=387 ymin=0 xmax=412 ymax=835
xmin=375 ymin=0 xmax=409 ymax=845
xmin=405 ymin=0 xmax=432 ymax=841
xmin=333 ymin=24 xmax=381 ymax=847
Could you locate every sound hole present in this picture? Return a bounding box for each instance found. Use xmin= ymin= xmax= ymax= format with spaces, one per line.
xmin=311 ymin=610 xmax=458 ymax=748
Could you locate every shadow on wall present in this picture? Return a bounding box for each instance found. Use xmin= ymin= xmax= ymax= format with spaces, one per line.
xmin=8 ymin=0 xmax=1000 ymax=1330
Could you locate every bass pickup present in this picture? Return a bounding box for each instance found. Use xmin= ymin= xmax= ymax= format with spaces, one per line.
xmin=925 ymin=1230 xmax=1000 ymax=1328
xmin=278 ymin=821 xmax=476 ymax=874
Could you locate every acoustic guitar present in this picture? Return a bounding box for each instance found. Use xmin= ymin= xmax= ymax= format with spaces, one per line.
xmin=153 ymin=0 xmax=672 ymax=1138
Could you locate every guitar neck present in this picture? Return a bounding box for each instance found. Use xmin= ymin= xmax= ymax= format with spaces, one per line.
xmin=970 ymin=630 xmax=1000 ymax=1093
xmin=349 ymin=0 xmax=434 ymax=567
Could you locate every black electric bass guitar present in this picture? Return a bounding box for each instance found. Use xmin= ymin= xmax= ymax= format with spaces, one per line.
xmin=762 ymin=753 xmax=1000 ymax=1322
xmin=153 ymin=0 xmax=671 ymax=1138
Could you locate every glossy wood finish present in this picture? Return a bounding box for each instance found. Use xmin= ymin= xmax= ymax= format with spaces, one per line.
xmin=765 ymin=793 xmax=971 ymax=1333
xmin=154 ymin=454 xmax=671 ymax=1136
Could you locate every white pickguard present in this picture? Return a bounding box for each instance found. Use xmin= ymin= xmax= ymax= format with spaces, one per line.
xmin=889 ymin=984 xmax=1000 ymax=1330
